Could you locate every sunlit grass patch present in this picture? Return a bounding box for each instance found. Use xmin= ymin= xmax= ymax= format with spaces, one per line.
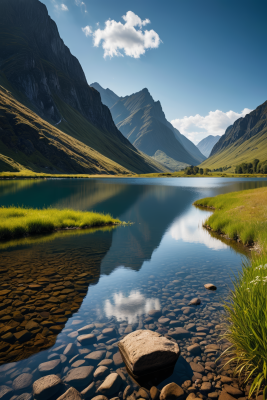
xmin=0 ymin=206 xmax=122 ymax=240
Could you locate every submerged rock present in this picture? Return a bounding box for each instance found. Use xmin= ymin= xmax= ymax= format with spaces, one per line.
xmin=204 ymin=284 xmax=217 ymax=291
xmin=160 ymin=383 xmax=184 ymax=400
xmin=97 ymin=373 xmax=122 ymax=396
xmin=118 ymin=329 xmax=180 ymax=377
xmin=32 ymin=375 xmax=62 ymax=400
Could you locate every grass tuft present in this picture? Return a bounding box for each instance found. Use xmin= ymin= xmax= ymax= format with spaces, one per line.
xmin=0 ymin=206 xmax=122 ymax=240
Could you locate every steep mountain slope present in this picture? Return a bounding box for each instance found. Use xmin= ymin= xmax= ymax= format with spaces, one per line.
xmin=197 ymin=135 xmax=220 ymax=157
xmin=200 ymin=101 xmax=267 ymax=169
xmin=91 ymin=83 xmax=206 ymax=168
xmin=0 ymin=0 xmax=164 ymax=174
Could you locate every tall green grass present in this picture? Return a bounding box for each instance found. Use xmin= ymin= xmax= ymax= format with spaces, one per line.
xmin=0 ymin=206 xmax=121 ymax=240
xmin=222 ymin=254 xmax=267 ymax=398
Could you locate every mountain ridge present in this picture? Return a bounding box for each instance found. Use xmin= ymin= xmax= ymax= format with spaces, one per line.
xmin=197 ymin=135 xmax=220 ymax=157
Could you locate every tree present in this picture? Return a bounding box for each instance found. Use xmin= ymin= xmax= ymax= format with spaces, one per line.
xmin=204 ymin=168 xmax=210 ymax=175
xmin=193 ymin=166 xmax=199 ymax=174
xmin=253 ymin=159 xmax=260 ymax=173
xmin=199 ymin=168 xmax=203 ymax=175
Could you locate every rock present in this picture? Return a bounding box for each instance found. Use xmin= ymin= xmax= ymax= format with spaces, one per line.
xmin=25 ymin=321 xmax=40 ymax=331
xmin=77 ymin=334 xmax=96 ymax=345
xmin=158 ymin=317 xmax=170 ymax=325
xmin=168 ymin=328 xmax=191 ymax=340
xmin=187 ymin=344 xmax=201 ymax=355
xmin=33 ymin=375 xmax=62 ymax=400
xmin=12 ymin=373 xmax=33 ymax=391
xmin=220 ymin=377 xmax=233 ymax=384
xmin=160 ymin=383 xmax=184 ymax=400
xmin=98 ymin=359 xmax=113 ymax=367
xmin=136 ymin=387 xmax=150 ymax=399
xmin=56 ymin=387 xmax=82 ymax=399
xmin=13 ymin=394 xmax=32 ymax=400
xmin=0 ymin=385 xmax=13 ymax=400
xmin=102 ymin=328 xmax=117 ymax=337
xmin=223 ymin=385 xmax=243 ymax=397
xmin=77 ymin=324 xmax=94 ymax=334
xmin=200 ymin=382 xmax=211 ymax=392
xmin=93 ymin=366 xmax=109 ymax=379
xmin=91 ymin=397 xmax=108 ymax=400
xmin=81 ymin=382 xmax=95 ymax=399
xmin=189 ymin=298 xmax=201 ymax=306
xmin=97 ymin=373 xmax=122 ymax=396
xmin=204 ymin=284 xmax=217 ymax=291
xmin=85 ymin=351 xmax=105 ymax=364
xmin=190 ymin=362 xmax=205 ymax=373
xmin=186 ymin=394 xmax=196 ymax=400
xmin=218 ymin=392 xmax=236 ymax=400
xmin=13 ymin=330 xmax=31 ymax=343
xmin=113 ymin=352 xmax=123 ymax=367
xmin=63 ymin=343 xmax=78 ymax=357
xmin=64 ymin=366 xmax=94 ymax=389
xmin=38 ymin=359 xmax=61 ymax=375
xmin=118 ymin=330 xmax=180 ymax=377
xmin=208 ymin=393 xmax=219 ymax=399
xmin=123 ymin=385 xmax=133 ymax=400
xmin=148 ymin=310 xmax=161 ymax=318
xmin=150 ymin=386 xmax=160 ymax=400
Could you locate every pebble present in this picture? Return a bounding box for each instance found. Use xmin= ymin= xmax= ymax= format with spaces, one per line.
xmin=97 ymin=373 xmax=122 ymax=396
xmin=32 ymin=375 xmax=62 ymax=400
xmin=64 ymin=366 xmax=94 ymax=389
xmin=12 ymin=373 xmax=33 ymax=391
xmin=160 ymin=383 xmax=184 ymax=400
xmin=56 ymin=387 xmax=82 ymax=399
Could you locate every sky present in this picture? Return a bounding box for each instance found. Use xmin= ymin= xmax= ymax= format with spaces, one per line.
xmin=44 ymin=0 xmax=267 ymax=144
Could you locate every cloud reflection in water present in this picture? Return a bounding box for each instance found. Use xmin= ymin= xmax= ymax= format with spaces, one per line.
xmin=104 ymin=290 xmax=160 ymax=323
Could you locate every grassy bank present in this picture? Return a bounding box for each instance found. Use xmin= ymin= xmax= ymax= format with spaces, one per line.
xmin=195 ymin=187 xmax=267 ymax=398
xmin=0 ymin=207 xmax=122 ymax=240
xmin=194 ymin=186 xmax=267 ymax=248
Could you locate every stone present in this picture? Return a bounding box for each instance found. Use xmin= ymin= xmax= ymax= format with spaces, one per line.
xmin=223 ymin=385 xmax=243 ymax=397
xmin=33 ymin=375 xmax=62 ymax=400
xmin=78 ymin=324 xmax=95 ymax=334
xmin=94 ymin=366 xmax=109 ymax=379
xmin=13 ymin=394 xmax=32 ymax=400
xmin=0 ymin=385 xmax=13 ymax=400
xmin=200 ymin=382 xmax=211 ymax=392
xmin=208 ymin=393 xmax=219 ymax=399
xmin=137 ymin=387 xmax=150 ymax=399
xmin=220 ymin=377 xmax=233 ymax=384
xmin=187 ymin=344 xmax=201 ymax=354
xmin=158 ymin=317 xmax=170 ymax=325
xmin=98 ymin=359 xmax=113 ymax=367
xmin=97 ymin=373 xmax=122 ymax=396
xmin=56 ymin=387 xmax=82 ymax=400
xmin=38 ymin=359 xmax=61 ymax=375
xmin=187 ymin=394 xmax=196 ymax=400
xmin=12 ymin=373 xmax=33 ymax=391
xmin=113 ymin=352 xmax=124 ymax=367
xmin=160 ymin=383 xmax=184 ymax=400
xmin=85 ymin=351 xmax=105 ymax=364
xmin=190 ymin=362 xmax=205 ymax=373
xmin=25 ymin=321 xmax=40 ymax=331
xmin=102 ymin=328 xmax=117 ymax=337
xmin=118 ymin=329 xmax=180 ymax=377
xmin=218 ymin=392 xmax=236 ymax=400
xmin=77 ymin=334 xmax=96 ymax=345
xmin=168 ymin=328 xmax=191 ymax=339
xmin=63 ymin=343 xmax=77 ymax=356
xmin=92 ymin=397 xmax=108 ymax=400
xmin=150 ymin=386 xmax=160 ymax=400
xmin=64 ymin=366 xmax=94 ymax=389
xmin=13 ymin=330 xmax=31 ymax=343
xmin=81 ymin=382 xmax=96 ymax=399
xmin=189 ymin=298 xmax=201 ymax=306
xmin=204 ymin=284 xmax=217 ymax=291
xmin=149 ymin=310 xmax=161 ymax=318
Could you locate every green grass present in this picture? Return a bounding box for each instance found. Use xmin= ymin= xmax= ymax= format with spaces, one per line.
xmin=0 ymin=206 xmax=122 ymax=240
xmin=195 ymin=187 xmax=267 ymax=398
xmin=194 ymin=187 xmax=267 ymax=248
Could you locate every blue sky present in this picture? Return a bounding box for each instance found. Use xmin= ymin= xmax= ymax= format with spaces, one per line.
xmin=44 ymin=0 xmax=267 ymax=143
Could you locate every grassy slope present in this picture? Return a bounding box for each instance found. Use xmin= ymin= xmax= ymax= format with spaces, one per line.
xmin=200 ymin=125 xmax=267 ymax=170
xmin=0 ymin=206 xmax=122 ymax=240
xmin=152 ymin=150 xmax=189 ymax=171
xmin=194 ymin=187 xmax=267 ymax=248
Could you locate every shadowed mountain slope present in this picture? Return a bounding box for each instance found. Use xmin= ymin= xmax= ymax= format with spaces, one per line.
xmin=0 ymin=0 xmax=165 ymax=174
xmin=200 ymin=101 xmax=267 ymax=169
xmin=91 ymin=83 xmax=206 ymax=169
xmin=197 ymin=135 xmax=220 ymax=157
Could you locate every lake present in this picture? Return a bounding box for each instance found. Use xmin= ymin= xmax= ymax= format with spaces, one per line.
xmin=0 ymin=177 xmax=266 ymax=399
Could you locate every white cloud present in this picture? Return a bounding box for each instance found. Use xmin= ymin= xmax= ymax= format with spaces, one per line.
xmin=60 ymin=3 xmax=68 ymax=11
xmin=82 ymin=25 xmax=92 ymax=37
xmin=104 ymin=290 xmax=160 ymax=323
xmin=93 ymin=11 xmax=161 ymax=58
xmin=171 ymin=108 xmax=252 ymax=144
xmin=75 ymin=0 xmax=87 ymax=12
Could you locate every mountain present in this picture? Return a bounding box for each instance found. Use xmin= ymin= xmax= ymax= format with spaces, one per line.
xmin=197 ymin=135 xmax=220 ymax=157
xmin=0 ymin=0 xmax=165 ymax=175
xmin=91 ymin=83 xmax=206 ymax=170
xmin=200 ymin=101 xmax=267 ymax=169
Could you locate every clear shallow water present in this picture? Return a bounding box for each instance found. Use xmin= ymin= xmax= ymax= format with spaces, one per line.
xmin=0 ymin=177 xmax=267 ymax=398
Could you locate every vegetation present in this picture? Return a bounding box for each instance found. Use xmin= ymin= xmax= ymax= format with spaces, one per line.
xmin=0 ymin=206 xmax=122 ymax=240
xmin=152 ymin=150 xmax=189 ymax=172
xmin=182 ymin=165 xmax=210 ymax=175
xmin=195 ymin=187 xmax=267 ymax=398
xmin=234 ymin=159 xmax=267 ymax=174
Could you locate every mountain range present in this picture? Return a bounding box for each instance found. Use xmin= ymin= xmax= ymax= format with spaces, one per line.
xmin=200 ymin=101 xmax=267 ymax=170
xmin=91 ymin=83 xmax=206 ymax=171
xmin=0 ymin=0 xmax=165 ymax=175
xmin=197 ymin=135 xmax=220 ymax=157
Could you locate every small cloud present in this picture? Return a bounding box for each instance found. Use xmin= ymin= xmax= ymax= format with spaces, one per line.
xmin=171 ymin=108 xmax=253 ymax=144
xmin=60 ymin=3 xmax=68 ymax=11
xmin=75 ymin=0 xmax=87 ymax=12
xmin=93 ymin=10 xmax=161 ymax=58
xmin=82 ymin=25 xmax=92 ymax=37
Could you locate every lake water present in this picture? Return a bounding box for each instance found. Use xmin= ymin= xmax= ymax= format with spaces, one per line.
xmin=0 ymin=177 xmax=266 ymax=399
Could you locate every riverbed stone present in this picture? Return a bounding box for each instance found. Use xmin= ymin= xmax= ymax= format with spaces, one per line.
xmin=204 ymin=284 xmax=217 ymax=291
xmin=56 ymin=387 xmax=82 ymax=400
xmin=0 ymin=385 xmax=13 ymax=400
xmin=63 ymin=343 xmax=77 ymax=357
xmin=113 ymin=352 xmax=123 ymax=367
xmin=33 ymin=375 xmax=62 ymax=400
xmin=223 ymin=385 xmax=243 ymax=397
xmin=97 ymin=373 xmax=122 ymax=396
xmin=81 ymin=382 xmax=95 ymax=399
xmin=150 ymin=386 xmax=160 ymax=400
xmin=168 ymin=328 xmax=191 ymax=340
xmin=187 ymin=344 xmax=201 ymax=355
xmin=118 ymin=329 xmax=180 ymax=377
xmin=160 ymin=383 xmax=184 ymax=400
xmin=12 ymin=373 xmax=33 ymax=391
xmin=189 ymin=298 xmax=201 ymax=306
xmin=77 ymin=334 xmax=96 ymax=345
xmin=64 ymin=366 xmax=94 ymax=388
xmin=190 ymin=362 xmax=205 ymax=373
xmin=94 ymin=366 xmax=109 ymax=379
xmin=38 ymin=359 xmax=61 ymax=375
xmin=78 ymin=324 xmax=94 ymax=334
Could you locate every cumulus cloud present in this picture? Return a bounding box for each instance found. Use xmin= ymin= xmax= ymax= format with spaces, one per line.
xmin=60 ymin=3 xmax=68 ymax=11
xmin=82 ymin=25 xmax=92 ymax=37
xmin=93 ymin=11 xmax=161 ymax=58
xmin=171 ymin=108 xmax=252 ymax=144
